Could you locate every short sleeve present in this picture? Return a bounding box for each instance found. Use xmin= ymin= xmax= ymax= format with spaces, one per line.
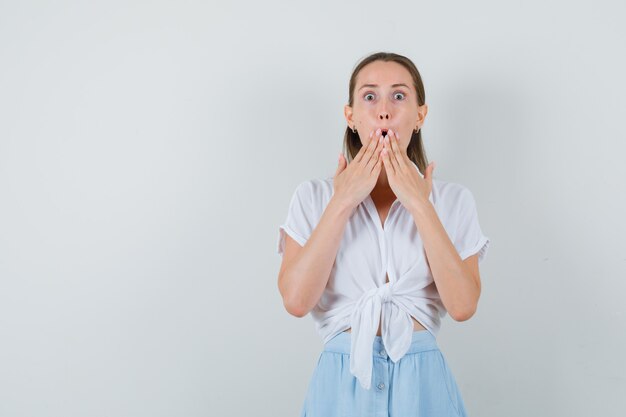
xmin=277 ymin=181 xmax=315 ymax=257
xmin=453 ymin=187 xmax=490 ymax=263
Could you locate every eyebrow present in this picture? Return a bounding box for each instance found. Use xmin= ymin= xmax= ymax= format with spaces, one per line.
xmin=358 ymin=83 xmax=411 ymax=91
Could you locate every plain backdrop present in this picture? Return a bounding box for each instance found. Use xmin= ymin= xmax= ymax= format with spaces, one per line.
xmin=1 ymin=1 xmax=625 ymax=416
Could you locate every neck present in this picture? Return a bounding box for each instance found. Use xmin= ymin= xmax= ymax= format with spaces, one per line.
xmin=373 ymin=169 xmax=393 ymax=195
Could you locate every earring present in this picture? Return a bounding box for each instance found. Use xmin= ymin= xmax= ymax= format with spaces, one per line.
xmin=352 ymin=125 xmax=357 ymax=134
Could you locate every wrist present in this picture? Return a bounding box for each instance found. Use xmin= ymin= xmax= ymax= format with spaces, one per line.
xmin=329 ymin=193 xmax=357 ymax=217
xmin=408 ymin=198 xmax=433 ymax=219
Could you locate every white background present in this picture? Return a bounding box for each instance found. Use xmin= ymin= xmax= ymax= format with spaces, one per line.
xmin=1 ymin=1 xmax=625 ymax=416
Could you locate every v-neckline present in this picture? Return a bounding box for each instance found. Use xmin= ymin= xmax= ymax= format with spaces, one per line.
xmin=363 ymin=194 xmax=400 ymax=232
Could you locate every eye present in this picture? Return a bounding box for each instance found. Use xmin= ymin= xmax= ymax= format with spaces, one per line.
xmin=364 ymin=93 xmax=375 ymax=101
xmin=394 ymin=92 xmax=406 ymax=100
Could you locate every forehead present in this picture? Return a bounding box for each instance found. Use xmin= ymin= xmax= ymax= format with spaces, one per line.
xmin=355 ymin=61 xmax=413 ymax=87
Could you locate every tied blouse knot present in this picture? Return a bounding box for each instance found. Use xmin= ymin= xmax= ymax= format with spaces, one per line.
xmin=277 ymin=161 xmax=490 ymax=390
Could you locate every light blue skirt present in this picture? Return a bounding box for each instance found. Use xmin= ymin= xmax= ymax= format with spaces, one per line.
xmin=300 ymin=330 xmax=469 ymax=417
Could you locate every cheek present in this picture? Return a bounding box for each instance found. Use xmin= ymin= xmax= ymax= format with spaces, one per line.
xmin=398 ymin=133 xmax=411 ymax=150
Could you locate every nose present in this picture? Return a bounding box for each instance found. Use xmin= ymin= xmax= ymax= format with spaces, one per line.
xmin=378 ymin=100 xmax=390 ymax=121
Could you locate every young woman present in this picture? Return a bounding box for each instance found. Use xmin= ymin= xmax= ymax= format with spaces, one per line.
xmin=277 ymin=52 xmax=490 ymax=417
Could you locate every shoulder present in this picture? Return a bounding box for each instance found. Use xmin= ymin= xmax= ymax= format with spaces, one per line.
xmin=431 ymin=178 xmax=477 ymax=218
xmin=311 ymin=176 xmax=334 ymax=209
xmin=288 ymin=177 xmax=334 ymax=219
xmin=433 ymin=178 xmax=473 ymax=201
xmin=292 ymin=177 xmax=333 ymax=201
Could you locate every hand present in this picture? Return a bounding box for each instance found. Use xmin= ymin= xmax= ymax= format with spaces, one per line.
xmin=333 ymin=130 xmax=385 ymax=209
xmin=380 ymin=129 xmax=435 ymax=211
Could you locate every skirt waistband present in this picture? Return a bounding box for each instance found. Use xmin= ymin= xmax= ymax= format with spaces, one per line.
xmin=323 ymin=330 xmax=439 ymax=355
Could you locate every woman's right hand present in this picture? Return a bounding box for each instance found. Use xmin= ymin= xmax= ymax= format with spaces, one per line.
xmin=332 ymin=129 xmax=385 ymax=209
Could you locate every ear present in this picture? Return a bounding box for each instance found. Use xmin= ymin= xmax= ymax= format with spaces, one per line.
xmin=416 ymin=103 xmax=429 ymax=130
xmin=344 ymin=104 xmax=353 ymax=126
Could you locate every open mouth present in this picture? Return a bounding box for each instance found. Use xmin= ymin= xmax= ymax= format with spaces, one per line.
xmin=381 ymin=129 xmax=388 ymax=137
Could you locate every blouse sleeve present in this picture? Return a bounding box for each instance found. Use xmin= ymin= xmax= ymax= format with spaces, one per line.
xmin=453 ymin=186 xmax=490 ymax=263
xmin=277 ymin=181 xmax=315 ymax=257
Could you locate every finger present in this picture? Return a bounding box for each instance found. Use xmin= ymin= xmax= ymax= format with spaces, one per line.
xmin=361 ymin=129 xmax=382 ymax=165
xmin=354 ymin=130 xmax=377 ymax=163
xmin=425 ymin=161 xmax=435 ymax=194
xmin=388 ymin=129 xmax=407 ymax=170
xmin=366 ymin=133 xmax=385 ymax=171
xmin=335 ymin=153 xmax=346 ymax=177
xmin=422 ymin=162 xmax=433 ymax=191
xmin=371 ymin=143 xmax=384 ymax=176
xmin=424 ymin=161 xmax=434 ymax=181
xmin=381 ymin=145 xmax=395 ymax=176
xmin=383 ymin=134 xmax=398 ymax=173
xmin=352 ymin=131 xmax=369 ymax=163
xmin=375 ymin=150 xmax=384 ymax=175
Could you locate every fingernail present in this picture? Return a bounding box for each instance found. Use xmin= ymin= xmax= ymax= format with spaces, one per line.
xmin=376 ymin=128 xmax=381 ymax=136
xmin=389 ymin=129 xmax=394 ymax=137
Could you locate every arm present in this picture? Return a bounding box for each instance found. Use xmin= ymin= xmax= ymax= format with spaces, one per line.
xmin=278 ymin=195 xmax=354 ymax=317
xmin=409 ymin=201 xmax=481 ymax=321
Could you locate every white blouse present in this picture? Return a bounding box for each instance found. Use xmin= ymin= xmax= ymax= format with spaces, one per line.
xmin=277 ymin=161 xmax=490 ymax=390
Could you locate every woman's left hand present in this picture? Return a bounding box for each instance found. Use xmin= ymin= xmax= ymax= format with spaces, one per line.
xmin=381 ymin=129 xmax=435 ymax=211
